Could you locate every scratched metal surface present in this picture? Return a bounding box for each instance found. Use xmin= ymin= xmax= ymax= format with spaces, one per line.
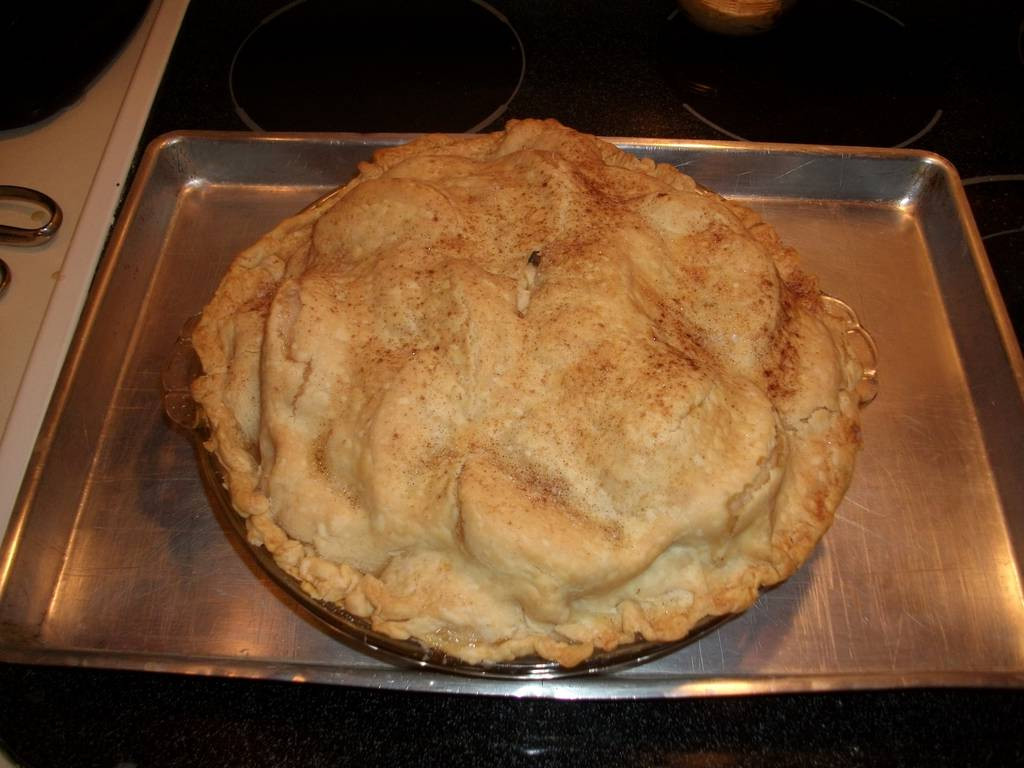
xmin=2 ymin=133 xmax=1023 ymax=698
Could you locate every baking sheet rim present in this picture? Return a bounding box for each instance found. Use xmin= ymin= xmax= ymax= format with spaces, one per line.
xmin=3 ymin=645 xmax=1024 ymax=697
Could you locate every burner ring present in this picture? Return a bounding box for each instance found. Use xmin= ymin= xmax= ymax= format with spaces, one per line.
xmin=660 ymin=0 xmax=948 ymax=148
xmin=229 ymin=0 xmax=525 ymax=134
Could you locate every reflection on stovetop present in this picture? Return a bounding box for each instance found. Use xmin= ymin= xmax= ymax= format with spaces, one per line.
xmin=143 ymin=0 xmax=1023 ymax=339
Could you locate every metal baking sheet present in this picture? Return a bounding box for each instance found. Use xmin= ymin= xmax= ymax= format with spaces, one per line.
xmin=2 ymin=133 xmax=1023 ymax=698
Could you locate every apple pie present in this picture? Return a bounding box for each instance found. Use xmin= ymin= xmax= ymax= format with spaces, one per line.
xmin=191 ymin=119 xmax=865 ymax=667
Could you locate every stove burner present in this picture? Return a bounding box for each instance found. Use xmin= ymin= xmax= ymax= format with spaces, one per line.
xmin=229 ymin=0 xmax=524 ymax=133
xmin=658 ymin=0 xmax=946 ymax=147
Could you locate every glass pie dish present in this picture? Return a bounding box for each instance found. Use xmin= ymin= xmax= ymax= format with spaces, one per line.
xmin=162 ymin=291 xmax=877 ymax=680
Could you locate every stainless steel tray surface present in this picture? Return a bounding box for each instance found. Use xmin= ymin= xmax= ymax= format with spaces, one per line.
xmin=2 ymin=133 xmax=1023 ymax=698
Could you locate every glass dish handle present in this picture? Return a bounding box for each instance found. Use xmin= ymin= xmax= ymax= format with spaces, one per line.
xmin=821 ymin=294 xmax=878 ymax=406
xmin=161 ymin=314 xmax=203 ymax=430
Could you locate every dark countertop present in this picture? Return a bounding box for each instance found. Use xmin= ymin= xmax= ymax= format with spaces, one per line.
xmin=2 ymin=664 xmax=1023 ymax=767
xmin=2 ymin=1 xmax=1023 ymax=765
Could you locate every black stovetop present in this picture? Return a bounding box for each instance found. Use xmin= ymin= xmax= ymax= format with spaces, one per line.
xmin=143 ymin=0 xmax=1023 ymax=338
xmin=2 ymin=1 xmax=1022 ymax=766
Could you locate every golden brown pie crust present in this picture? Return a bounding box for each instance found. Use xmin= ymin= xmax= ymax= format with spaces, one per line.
xmin=191 ymin=120 xmax=863 ymax=666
